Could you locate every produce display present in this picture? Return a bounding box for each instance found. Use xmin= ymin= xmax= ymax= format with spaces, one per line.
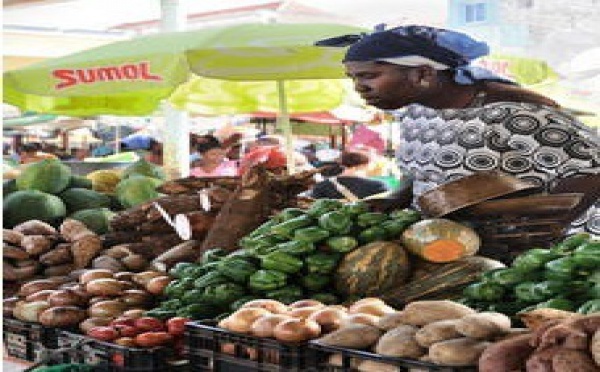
xmin=149 ymin=200 xmax=422 ymax=320
xmin=462 ymin=233 xmax=599 ymax=316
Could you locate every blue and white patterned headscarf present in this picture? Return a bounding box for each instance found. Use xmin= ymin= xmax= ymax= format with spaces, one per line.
xmin=316 ymin=24 xmax=515 ymax=86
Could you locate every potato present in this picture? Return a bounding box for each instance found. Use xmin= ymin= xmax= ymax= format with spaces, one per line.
xmin=415 ymin=319 xmax=462 ymax=347
xmin=376 ymin=311 xmax=406 ymax=331
xmin=478 ymin=334 xmax=534 ymax=372
xmin=39 ymin=306 xmax=87 ymax=327
xmin=375 ymin=325 xmax=425 ymax=359
xmin=18 ymin=279 xmax=61 ymax=297
xmin=13 ymin=220 xmax=57 ymax=236
xmin=455 ymin=312 xmax=512 ymax=340
xmin=400 ymin=300 xmax=476 ymax=326
xmin=39 ymin=244 xmax=73 ymax=266
xmin=357 ymin=360 xmax=400 ymax=372
xmin=428 ymin=338 xmax=490 ymax=366
xmin=315 ymin=324 xmax=382 ymax=349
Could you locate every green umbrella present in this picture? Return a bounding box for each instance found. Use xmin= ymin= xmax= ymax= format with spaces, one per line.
xmin=3 ymin=22 xmax=365 ymax=173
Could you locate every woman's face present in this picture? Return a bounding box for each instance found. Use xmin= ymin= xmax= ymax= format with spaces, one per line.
xmin=202 ymin=148 xmax=225 ymax=163
xmin=344 ymin=61 xmax=423 ymax=110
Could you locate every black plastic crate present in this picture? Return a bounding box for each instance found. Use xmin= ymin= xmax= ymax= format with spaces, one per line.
xmin=3 ymin=318 xmax=59 ymax=362
xmin=55 ymin=330 xmax=187 ymax=372
xmin=309 ymin=342 xmax=478 ymax=372
xmin=185 ymin=321 xmax=316 ymax=372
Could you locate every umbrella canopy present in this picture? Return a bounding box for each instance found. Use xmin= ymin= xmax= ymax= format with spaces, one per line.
xmin=3 ymin=23 xmax=364 ymax=117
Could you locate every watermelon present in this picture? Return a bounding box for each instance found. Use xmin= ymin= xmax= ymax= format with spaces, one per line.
xmin=335 ymin=241 xmax=411 ymax=298
xmin=3 ymin=190 xmax=67 ymax=228
xmin=59 ymin=188 xmax=113 ymax=213
xmin=16 ymin=159 xmax=72 ymax=194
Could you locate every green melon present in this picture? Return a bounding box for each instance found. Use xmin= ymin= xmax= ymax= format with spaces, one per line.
xmin=3 ymin=190 xmax=67 ymax=228
xmin=59 ymin=188 xmax=113 ymax=213
xmin=335 ymin=241 xmax=411 ymax=298
xmin=70 ymin=208 xmax=116 ymax=234
xmin=16 ymin=159 xmax=72 ymax=194
xmin=3 ymin=179 xmax=17 ymax=197
xmin=68 ymin=175 xmax=93 ymax=189
xmin=122 ymin=159 xmax=165 ymax=180
xmin=116 ymin=175 xmax=163 ymax=208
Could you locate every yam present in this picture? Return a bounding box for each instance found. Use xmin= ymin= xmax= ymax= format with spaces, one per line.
xmin=551 ymin=348 xmax=598 ymax=372
xmin=60 ymin=219 xmax=96 ymax=242
xmin=518 ymin=308 xmax=578 ymax=331
xmin=400 ymin=300 xmax=476 ymax=326
xmin=103 ymin=245 xmax=134 ymax=259
xmin=315 ymin=324 xmax=382 ymax=349
xmin=39 ymin=244 xmax=73 ymax=266
xmin=454 ymin=312 xmax=512 ymax=340
xmin=3 ymin=260 xmax=38 ymax=281
xmin=478 ymin=334 xmax=534 ymax=372
xmin=13 ymin=220 xmax=57 ymax=235
xmin=415 ymin=319 xmax=462 ymax=347
xmin=357 ymin=360 xmax=400 ymax=372
xmin=3 ymin=229 xmax=24 ymax=245
xmin=592 ymin=329 xmax=600 ymax=366
xmin=21 ymin=235 xmax=57 ymax=256
xmin=3 ymin=243 xmax=30 ymax=260
xmin=374 ymin=325 xmax=425 ymax=359
xmin=526 ymin=347 xmax=564 ymax=372
xmin=43 ymin=263 xmax=76 ymax=277
xmin=428 ymin=338 xmax=490 ymax=366
xmin=71 ymin=235 xmax=103 ymax=269
xmin=92 ymin=255 xmax=127 ymax=272
xmin=121 ymin=254 xmax=149 ymax=271
xmin=150 ymin=240 xmax=202 ymax=272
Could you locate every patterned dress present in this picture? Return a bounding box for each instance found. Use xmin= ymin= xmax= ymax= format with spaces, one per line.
xmin=392 ymin=102 xmax=600 ymax=235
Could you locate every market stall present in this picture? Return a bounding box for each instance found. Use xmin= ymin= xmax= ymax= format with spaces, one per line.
xmin=3 ymin=157 xmax=599 ymax=371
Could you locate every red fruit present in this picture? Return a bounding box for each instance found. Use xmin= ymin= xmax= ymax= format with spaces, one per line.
xmin=87 ymin=326 xmax=119 ymax=342
xmin=133 ymin=317 xmax=166 ymax=332
xmin=134 ymin=331 xmax=173 ymax=348
xmin=110 ymin=317 xmax=136 ymax=328
xmin=166 ymin=317 xmax=190 ymax=336
xmin=114 ymin=325 xmax=139 ymax=338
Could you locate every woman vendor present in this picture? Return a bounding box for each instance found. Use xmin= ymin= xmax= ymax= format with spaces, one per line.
xmin=317 ymin=25 xmax=599 ymax=235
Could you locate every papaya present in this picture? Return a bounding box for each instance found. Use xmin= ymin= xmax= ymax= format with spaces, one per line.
xmin=3 ymin=190 xmax=67 ymax=228
xmin=16 ymin=159 xmax=72 ymax=194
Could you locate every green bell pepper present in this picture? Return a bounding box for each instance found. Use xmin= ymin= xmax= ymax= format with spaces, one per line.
xmin=536 ymin=298 xmax=575 ymax=311
xmin=159 ymin=299 xmax=182 ymax=311
xmin=356 ymin=212 xmax=388 ymax=227
xmin=169 ymin=262 xmax=195 ymax=279
xmin=532 ymin=281 xmax=566 ymax=299
xmin=176 ymin=303 xmax=222 ymax=319
xmin=248 ymin=219 xmax=280 ymax=238
xmin=270 ymin=215 xmax=313 ymax=239
xmin=265 ymin=286 xmax=304 ymax=304
xmin=307 ymin=199 xmax=344 ymax=218
xmin=486 ymin=301 xmax=530 ymax=316
xmin=260 ymin=251 xmax=303 ymax=274
xmin=293 ymin=226 xmax=331 ymax=243
xmin=201 ymin=248 xmax=228 ymax=265
xmin=310 ymin=293 xmax=339 ymax=305
xmin=178 ymin=277 xmax=196 ymax=290
xmin=325 ymin=236 xmax=359 ymax=253
xmin=486 ymin=268 xmax=530 ymax=287
xmin=145 ymin=309 xmax=176 ymax=320
xmin=572 ymin=241 xmax=600 ymax=269
xmin=163 ymin=281 xmax=187 ymax=299
xmin=275 ymin=240 xmax=316 ymax=256
xmin=514 ymin=282 xmax=548 ymax=303
xmin=275 ymin=208 xmax=307 ymax=222
xmin=389 ymin=208 xmax=421 ymax=222
xmin=513 ymin=248 xmax=561 ymax=272
xmin=216 ymin=257 xmax=258 ymax=283
xmin=587 ymin=283 xmax=600 ymax=299
xmin=577 ymin=299 xmax=600 ymax=314
xmin=318 ymin=211 xmax=352 ymax=234
xmin=194 ymin=271 xmax=229 ymax=289
xmin=230 ymin=296 xmax=261 ymax=312
xmin=203 ymin=283 xmax=246 ymax=306
xmin=544 ymin=257 xmax=577 ymax=281
xmin=305 ymin=252 xmax=341 ymax=275
xmin=381 ymin=219 xmax=412 ymax=238
xmin=188 ymin=263 xmax=218 ymax=279
xmin=463 ymin=282 xmax=506 ymax=302
xmin=340 ymin=201 xmax=369 ymax=216
xmin=358 ymin=226 xmax=387 ymax=244
xmin=301 ymin=273 xmax=331 ymax=291
xmin=181 ymin=289 xmax=206 ymax=305
xmin=554 ymin=232 xmax=591 ymax=253
xmin=249 ymin=269 xmax=288 ymax=291
xmin=569 ymin=280 xmax=594 ymax=298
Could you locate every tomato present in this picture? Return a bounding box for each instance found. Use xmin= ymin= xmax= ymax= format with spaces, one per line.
xmin=166 ymin=317 xmax=190 ymax=336
xmin=134 ymin=331 xmax=173 ymax=348
xmin=133 ymin=317 xmax=166 ymax=332
xmin=114 ymin=325 xmax=139 ymax=338
xmin=87 ymin=326 xmax=119 ymax=341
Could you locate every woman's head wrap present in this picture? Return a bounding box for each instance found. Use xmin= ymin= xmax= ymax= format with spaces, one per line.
xmin=316 ymin=24 xmax=515 ymax=85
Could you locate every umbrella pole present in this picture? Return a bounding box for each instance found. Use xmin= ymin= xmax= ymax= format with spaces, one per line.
xmin=276 ymin=80 xmax=295 ymax=174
